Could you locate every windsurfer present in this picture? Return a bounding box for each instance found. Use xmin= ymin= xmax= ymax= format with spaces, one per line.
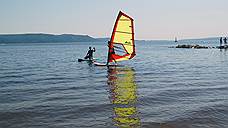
xmin=111 ymin=47 xmax=117 ymax=63
xmin=108 ymin=41 xmax=117 ymax=63
xmin=84 ymin=47 xmax=96 ymax=60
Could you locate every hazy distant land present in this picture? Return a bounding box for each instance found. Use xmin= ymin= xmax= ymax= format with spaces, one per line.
xmin=0 ymin=33 xmax=220 ymax=43
xmin=0 ymin=34 xmax=109 ymax=43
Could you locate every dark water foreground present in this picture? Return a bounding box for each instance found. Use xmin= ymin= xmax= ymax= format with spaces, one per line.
xmin=0 ymin=42 xmax=228 ymax=128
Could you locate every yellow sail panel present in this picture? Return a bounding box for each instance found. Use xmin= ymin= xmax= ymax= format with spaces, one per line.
xmin=108 ymin=11 xmax=135 ymax=63
xmin=115 ymin=16 xmax=132 ymax=33
xmin=113 ymin=32 xmax=134 ymax=54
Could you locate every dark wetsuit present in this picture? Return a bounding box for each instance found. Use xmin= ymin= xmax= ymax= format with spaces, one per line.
xmin=85 ymin=48 xmax=95 ymax=60
xmin=220 ymin=37 xmax=223 ymax=46
xmin=224 ymin=38 xmax=227 ymax=45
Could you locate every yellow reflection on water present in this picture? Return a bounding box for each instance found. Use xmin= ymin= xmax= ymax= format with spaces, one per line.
xmin=107 ymin=67 xmax=140 ymax=128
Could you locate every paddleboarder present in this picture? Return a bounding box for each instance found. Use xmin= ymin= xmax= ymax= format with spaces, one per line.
xmin=84 ymin=47 xmax=96 ymax=60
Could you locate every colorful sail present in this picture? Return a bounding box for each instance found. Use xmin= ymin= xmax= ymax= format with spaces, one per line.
xmin=107 ymin=11 xmax=135 ymax=63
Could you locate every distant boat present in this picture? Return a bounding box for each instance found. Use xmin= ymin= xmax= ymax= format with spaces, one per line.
xmin=175 ymin=37 xmax=178 ymax=42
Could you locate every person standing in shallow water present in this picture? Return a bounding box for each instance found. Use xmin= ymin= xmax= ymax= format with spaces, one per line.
xmin=224 ymin=37 xmax=227 ymax=46
xmin=220 ymin=37 xmax=223 ymax=47
xmin=84 ymin=47 xmax=96 ymax=60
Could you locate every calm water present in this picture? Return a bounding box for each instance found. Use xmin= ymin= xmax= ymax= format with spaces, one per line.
xmin=0 ymin=41 xmax=228 ymax=128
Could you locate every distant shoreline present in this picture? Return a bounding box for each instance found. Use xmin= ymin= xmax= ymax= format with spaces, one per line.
xmin=0 ymin=33 xmax=221 ymax=43
xmin=0 ymin=33 xmax=109 ymax=43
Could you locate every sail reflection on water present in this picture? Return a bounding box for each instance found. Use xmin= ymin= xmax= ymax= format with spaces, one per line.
xmin=107 ymin=67 xmax=140 ymax=127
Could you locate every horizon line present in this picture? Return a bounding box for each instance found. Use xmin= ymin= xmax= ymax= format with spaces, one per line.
xmin=0 ymin=32 xmax=223 ymax=41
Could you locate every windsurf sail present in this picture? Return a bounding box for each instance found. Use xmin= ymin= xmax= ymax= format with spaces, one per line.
xmin=107 ymin=11 xmax=135 ymax=64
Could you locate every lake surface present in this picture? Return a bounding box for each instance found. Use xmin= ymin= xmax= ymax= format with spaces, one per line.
xmin=0 ymin=41 xmax=228 ymax=128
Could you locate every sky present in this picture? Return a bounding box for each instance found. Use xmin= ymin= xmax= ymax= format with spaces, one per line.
xmin=0 ymin=0 xmax=228 ymax=40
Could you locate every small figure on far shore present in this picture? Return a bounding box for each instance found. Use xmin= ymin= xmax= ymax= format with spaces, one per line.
xmin=175 ymin=37 xmax=178 ymax=42
xmin=224 ymin=37 xmax=227 ymax=46
xmin=84 ymin=47 xmax=96 ymax=60
xmin=220 ymin=37 xmax=223 ymax=47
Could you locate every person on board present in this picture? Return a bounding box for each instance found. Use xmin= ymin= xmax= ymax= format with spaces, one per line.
xmin=224 ymin=37 xmax=227 ymax=46
xmin=107 ymin=41 xmax=117 ymax=64
xmin=84 ymin=47 xmax=96 ymax=60
xmin=220 ymin=37 xmax=223 ymax=47
xmin=108 ymin=41 xmax=115 ymax=54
